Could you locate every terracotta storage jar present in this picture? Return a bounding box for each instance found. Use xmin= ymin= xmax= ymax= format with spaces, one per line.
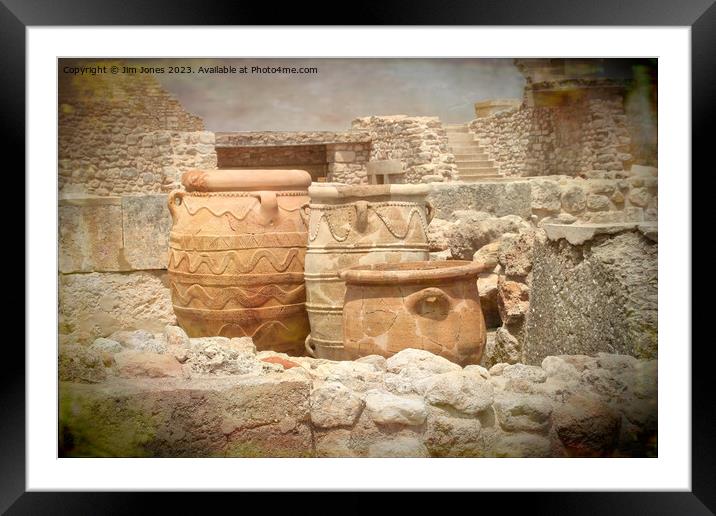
xmin=304 ymin=183 xmax=433 ymax=359
xmin=167 ymin=169 xmax=311 ymax=355
xmin=339 ymin=260 xmax=487 ymax=366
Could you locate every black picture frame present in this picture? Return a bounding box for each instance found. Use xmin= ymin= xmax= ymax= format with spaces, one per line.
xmin=7 ymin=0 xmax=709 ymax=512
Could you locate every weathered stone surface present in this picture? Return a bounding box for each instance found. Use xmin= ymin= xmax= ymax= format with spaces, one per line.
xmin=441 ymin=211 xmax=529 ymax=260
xmin=482 ymin=327 xmax=522 ymax=368
xmin=60 ymin=374 xmax=311 ymax=457
xmin=58 ymin=337 xmax=658 ymax=458
xmin=628 ymin=187 xmax=651 ymax=207
xmin=163 ymin=325 xmax=191 ymax=362
xmin=364 ymin=389 xmax=427 ymax=426
xmin=502 ymin=363 xmax=547 ymax=384
xmin=494 ymin=393 xmax=552 ymax=432
xmin=89 ymin=337 xmax=123 ymax=354
xmin=541 ymin=356 xmax=581 ymax=383
xmin=497 ymin=278 xmax=529 ymax=324
xmin=524 ymin=228 xmax=657 ymax=362
xmin=306 ymin=360 xmax=384 ymax=392
xmin=552 ymin=394 xmax=621 ymax=457
xmin=110 ymin=329 xmax=166 ymax=353
xmin=59 ymin=271 xmax=175 ymax=343
xmin=491 ymin=432 xmax=552 ymax=458
xmin=416 ymin=371 xmax=494 ymax=415
xmin=560 ymin=185 xmax=587 ymax=214
xmin=122 ymin=194 xmax=172 ymax=270
xmin=367 ymin=437 xmax=429 ymax=458
xmin=355 ymin=355 xmax=387 ymax=371
xmin=186 ymin=338 xmax=261 ymax=376
xmin=384 ymin=348 xmax=462 ymax=393
xmin=586 ymin=194 xmax=611 ymax=211
xmin=428 ymin=181 xmax=532 ymax=219
xmin=59 ymin=343 xmax=107 ymax=383
xmin=315 ymin=429 xmax=356 ymax=457
xmin=473 ymin=241 xmax=501 ymax=269
xmin=542 ymin=221 xmax=655 ymax=246
xmin=310 ymin=382 xmax=365 ymax=428
xmin=423 ymin=409 xmax=483 ymax=457
xmin=113 ymin=351 xmax=183 ymax=378
xmin=498 ymin=229 xmax=536 ymax=277
xmin=530 ymin=179 xmax=562 ymax=215
xmin=59 ymin=197 xmax=127 ymax=273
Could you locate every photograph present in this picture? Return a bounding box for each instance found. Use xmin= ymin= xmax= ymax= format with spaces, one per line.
xmin=56 ymin=57 xmax=659 ymax=459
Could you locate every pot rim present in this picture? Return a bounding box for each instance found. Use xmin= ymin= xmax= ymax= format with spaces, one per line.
xmin=309 ymin=183 xmax=430 ymax=200
xmin=182 ymin=169 xmax=312 ymax=192
xmin=339 ymin=260 xmax=489 ymax=284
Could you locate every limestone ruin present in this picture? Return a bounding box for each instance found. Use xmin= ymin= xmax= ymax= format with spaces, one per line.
xmin=58 ymin=58 xmax=658 ymax=458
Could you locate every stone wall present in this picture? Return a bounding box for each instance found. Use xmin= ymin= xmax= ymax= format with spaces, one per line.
xmin=351 ymin=116 xmax=458 ymax=183
xmin=529 ymin=165 xmax=658 ymax=224
xmin=468 ymin=98 xmax=632 ymax=177
xmin=59 ymin=341 xmax=657 ymax=458
xmin=59 ymin=61 xmax=213 ymax=196
xmin=59 ymin=63 xmax=211 ymax=344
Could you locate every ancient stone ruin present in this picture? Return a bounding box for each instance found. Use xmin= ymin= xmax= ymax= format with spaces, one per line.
xmin=58 ymin=58 xmax=658 ymax=458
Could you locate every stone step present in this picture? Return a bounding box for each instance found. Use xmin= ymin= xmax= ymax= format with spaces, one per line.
xmin=444 ymin=126 xmax=469 ymax=133
xmin=455 ymin=160 xmax=493 ymax=168
xmin=453 ymin=153 xmax=488 ymax=161
xmin=446 ymin=133 xmax=476 ymax=142
xmin=459 ymin=174 xmax=505 ymax=182
xmin=449 ymin=145 xmax=485 ymax=154
xmin=458 ymin=167 xmax=500 ymax=175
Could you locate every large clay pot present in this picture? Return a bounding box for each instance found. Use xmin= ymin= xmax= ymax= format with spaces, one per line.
xmin=304 ymin=183 xmax=432 ymax=359
xmin=339 ymin=261 xmax=487 ymax=365
xmin=167 ymin=169 xmax=311 ymax=354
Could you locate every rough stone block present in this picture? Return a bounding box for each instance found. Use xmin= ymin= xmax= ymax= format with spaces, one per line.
xmin=59 ymin=271 xmax=175 ymax=343
xmin=523 ymin=226 xmax=657 ymax=362
xmin=59 ymin=197 xmax=127 ymax=273
xmin=122 ymin=194 xmax=172 ymax=270
xmin=428 ymin=181 xmax=532 ymax=219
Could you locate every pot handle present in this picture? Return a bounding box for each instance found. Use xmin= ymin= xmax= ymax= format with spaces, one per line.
xmin=354 ymin=200 xmax=369 ymax=231
xmin=305 ymin=335 xmax=317 ymax=357
xmin=299 ymin=202 xmax=310 ymax=227
xmin=167 ymin=190 xmax=185 ymax=222
xmin=257 ymin=191 xmax=279 ymax=225
xmin=425 ymin=200 xmax=435 ymax=224
xmin=405 ymin=287 xmax=452 ymax=315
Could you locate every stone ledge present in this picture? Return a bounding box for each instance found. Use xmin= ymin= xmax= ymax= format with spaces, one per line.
xmin=428 ymin=181 xmax=532 ymax=219
xmin=542 ymin=222 xmax=658 ymax=245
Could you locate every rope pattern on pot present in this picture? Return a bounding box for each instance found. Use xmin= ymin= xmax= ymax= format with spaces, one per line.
xmin=307 ymin=201 xmax=429 ymax=242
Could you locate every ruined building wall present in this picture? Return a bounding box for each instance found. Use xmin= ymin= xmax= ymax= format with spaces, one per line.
xmin=58 ymin=62 xmax=216 ymax=343
xmin=351 ymin=116 xmax=458 ymax=183
xmin=469 ymin=98 xmax=632 ymax=177
xmin=215 ymin=132 xmax=371 ymax=184
xmin=59 ymin=61 xmax=215 ymax=196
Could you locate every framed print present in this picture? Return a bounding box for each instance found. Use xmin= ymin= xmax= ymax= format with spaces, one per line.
xmin=8 ymin=0 xmax=710 ymax=512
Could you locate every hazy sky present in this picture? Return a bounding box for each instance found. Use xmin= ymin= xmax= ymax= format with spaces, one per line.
xmin=139 ymin=58 xmax=524 ymax=132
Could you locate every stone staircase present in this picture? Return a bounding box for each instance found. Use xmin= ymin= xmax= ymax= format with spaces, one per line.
xmin=444 ymin=124 xmax=503 ymax=181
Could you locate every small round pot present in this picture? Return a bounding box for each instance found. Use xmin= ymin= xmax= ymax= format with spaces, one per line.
xmin=339 ymin=260 xmax=487 ymax=365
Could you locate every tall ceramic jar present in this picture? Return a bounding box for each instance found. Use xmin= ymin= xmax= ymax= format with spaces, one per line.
xmin=167 ymin=169 xmax=311 ymax=355
xmin=304 ymin=183 xmax=433 ymax=359
xmin=340 ymin=261 xmax=487 ymax=366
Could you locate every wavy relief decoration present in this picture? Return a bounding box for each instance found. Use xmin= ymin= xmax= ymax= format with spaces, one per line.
xmin=168 ymin=247 xmax=303 ymax=275
xmin=171 ymin=283 xmax=305 ymax=310
xmin=308 ymin=205 xmax=428 ymax=243
xmin=217 ymin=319 xmax=292 ymax=339
xmin=170 ymin=231 xmax=307 ymax=251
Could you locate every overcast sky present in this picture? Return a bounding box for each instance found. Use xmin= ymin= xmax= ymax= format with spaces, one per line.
xmin=138 ymin=58 xmax=524 ymax=132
